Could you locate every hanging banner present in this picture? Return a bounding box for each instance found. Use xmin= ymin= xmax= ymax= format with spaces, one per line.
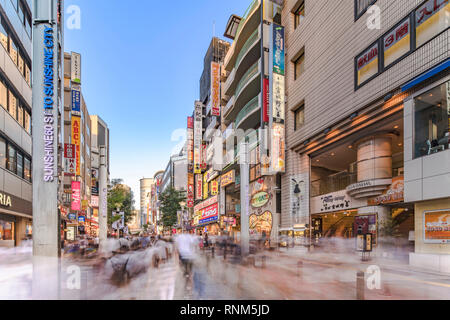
xmin=272 ymin=23 xmax=285 ymax=76
xmin=64 ymin=143 xmax=76 ymax=176
xmin=71 ymin=181 xmax=81 ymax=211
xmin=71 ymin=116 xmax=81 ymax=176
xmin=203 ymin=173 xmax=208 ymax=200
xmin=195 ymin=174 xmax=203 ymax=201
xmin=211 ymin=62 xmax=221 ymax=117
xmin=194 ymin=102 xmax=203 ymax=174
xmin=187 ymin=173 xmax=194 ymax=208
xmin=271 ymin=123 xmax=285 ymax=172
xmin=71 ymin=52 xmax=81 ymax=84
xmin=71 ymin=84 xmax=81 ymax=116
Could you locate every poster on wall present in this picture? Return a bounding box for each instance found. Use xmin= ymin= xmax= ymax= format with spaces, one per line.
xmin=415 ymin=0 xmax=450 ymax=47
xmin=383 ymin=17 xmax=411 ymax=68
xmin=271 ymin=123 xmax=285 ymax=173
xmin=424 ymin=210 xmax=450 ymax=243
xmin=368 ymin=176 xmax=404 ymax=205
xmin=290 ymin=175 xmax=307 ymax=224
xmin=356 ymin=43 xmax=379 ymax=86
xmin=71 ymin=84 xmax=81 ymax=116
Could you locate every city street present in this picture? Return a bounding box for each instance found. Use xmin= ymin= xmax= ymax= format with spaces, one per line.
xmin=2 ymin=243 xmax=450 ymax=300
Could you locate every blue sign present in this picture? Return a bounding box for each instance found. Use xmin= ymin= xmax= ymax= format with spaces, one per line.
xmin=78 ymin=215 xmax=85 ymax=223
xmin=71 ymin=88 xmax=81 ymax=114
xmin=272 ymin=24 xmax=285 ymax=76
xmin=199 ymin=215 xmax=218 ymax=225
xmin=68 ymin=213 xmax=76 ymax=220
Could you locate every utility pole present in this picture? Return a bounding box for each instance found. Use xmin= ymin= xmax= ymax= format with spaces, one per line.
xmin=32 ymin=0 xmax=62 ymax=300
xmin=240 ymin=142 xmax=250 ymax=257
xmin=99 ymin=146 xmax=108 ymax=251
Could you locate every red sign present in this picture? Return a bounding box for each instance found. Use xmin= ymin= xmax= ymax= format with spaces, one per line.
xmin=263 ymin=78 xmax=269 ymax=123
xmin=187 ymin=116 xmax=194 ymax=129
xmin=64 ymin=144 xmax=76 ymax=176
xmin=200 ymin=203 xmax=219 ymax=223
xmin=195 ymin=174 xmax=203 ymax=200
xmin=71 ymin=181 xmax=81 ymax=211
xmin=201 ymin=143 xmax=207 ymax=170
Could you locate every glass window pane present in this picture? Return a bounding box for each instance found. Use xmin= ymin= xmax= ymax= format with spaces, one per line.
xmin=294 ymin=3 xmax=305 ymax=29
xmin=295 ymin=54 xmax=305 ymax=80
xmin=25 ymin=63 xmax=31 ymax=86
xmin=9 ymin=37 xmax=18 ymax=65
xmin=18 ymin=53 xmax=24 ymax=75
xmin=414 ymin=81 xmax=450 ymax=158
xmin=7 ymin=144 xmax=16 ymax=173
xmin=0 ymin=81 xmax=7 ymax=110
xmin=17 ymin=152 xmax=23 ymax=178
xmin=24 ymin=110 xmax=31 ymax=134
xmin=24 ymin=157 xmax=31 ymax=182
xmin=295 ymin=106 xmax=305 ymax=130
xmin=0 ymin=137 xmax=5 ymax=168
xmin=0 ymin=19 xmax=8 ymax=51
xmin=18 ymin=104 xmax=23 ymax=127
xmin=8 ymin=90 xmax=17 ymax=120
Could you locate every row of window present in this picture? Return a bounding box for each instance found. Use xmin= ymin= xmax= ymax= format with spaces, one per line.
xmin=0 ymin=136 xmax=31 ymax=182
xmin=0 ymin=78 xmax=31 ymax=134
xmin=0 ymin=15 xmax=31 ymax=86
xmin=10 ymin=0 xmax=32 ymax=38
xmin=355 ymin=0 xmax=449 ymax=89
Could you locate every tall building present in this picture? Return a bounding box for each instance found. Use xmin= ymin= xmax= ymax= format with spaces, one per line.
xmin=140 ymin=177 xmax=154 ymax=228
xmin=90 ymin=115 xmax=110 ymax=234
xmin=61 ymin=52 xmax=94 ymax=237
xmin=218 ymin=0 xmax=284 ymax=241
xmin=281 ymin=0 xmax=449 ymax=272
xmin=0 ymin=0 xmax=35 ymax=247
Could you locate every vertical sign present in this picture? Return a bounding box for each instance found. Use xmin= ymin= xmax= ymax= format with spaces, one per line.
xmin=71 ymin=116 xmax=81 ymax=176
xmin=269 ymin=23 xmax=286 ymax=173
xmin=195 ymin=174 xmax=203 ymax=200
xmin=71 ymin=84 xmax=81 ymax=116
xmin=211 ymin=62 xmax=221 ymax=117
xmin=187 ymin=173 xmax=194 ymax=208
xmin=71 ymin=181 xmax=81 ymax=211
xmin=64 ymin=143 xmax=76 ymax=176
xmin=194 ymin=102 xmax=203 ymax=174
xmin=71 ymin=52 xmax=81 ymax=84
xmin=263 ymin=78 xmax=270 ymax=123
xmin=203 ymin=173 xmax=208 ymax=200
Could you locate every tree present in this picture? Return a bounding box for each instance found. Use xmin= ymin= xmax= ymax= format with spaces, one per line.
xmin=159 ymin=187 xmax=185 ymax=229
xmin=107 ymin=179 xmax=135 ymax=227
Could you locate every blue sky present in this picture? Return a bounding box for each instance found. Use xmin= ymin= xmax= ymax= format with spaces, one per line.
xmin=64 ymin=0 xmax=249 ymax=200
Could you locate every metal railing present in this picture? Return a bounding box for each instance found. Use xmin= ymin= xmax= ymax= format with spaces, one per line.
xmin=311 ymin=172 xmax=357 ymax=197
xmin=235 ymin=60 xmax=259 ymax=100
xmin=235 ymin=95 xmax=259 ymax=129
xmin=235 ymin=0 xmax=260 ymax=38
xmin=235 ymin=28 xmax=259 ymax=70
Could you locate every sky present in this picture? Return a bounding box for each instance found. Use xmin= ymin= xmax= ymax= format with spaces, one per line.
xmin=63 ymin=0 xmax=250 ymax=202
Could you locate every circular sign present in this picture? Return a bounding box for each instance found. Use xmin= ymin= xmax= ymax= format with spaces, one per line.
xmin=251 ymin=191 xmax=269 ymax=208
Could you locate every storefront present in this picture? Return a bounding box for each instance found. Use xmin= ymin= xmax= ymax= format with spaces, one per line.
xmin=0 ymin=191 xmax=32 ymax=247
xmin=194 ymin=195 xmax=220 ymax=235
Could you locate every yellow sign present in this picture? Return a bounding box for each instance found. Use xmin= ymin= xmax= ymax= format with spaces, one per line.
xmin=203 ymin=173 xmax=208 ymax=200
xmin=211 ymin=179 xmax=219 ymax=196
xmin=416 ymin=0 xmax=450 ymax=47
xmin=71 ymin=116 xmax=81 ymax=176
xmin=221 ymin=170 xmax=235 ymax=187
xmin=357 ymin=43 xmax=378 ymax=86
xmin=384 ymin=18 xmax=410 ymax=68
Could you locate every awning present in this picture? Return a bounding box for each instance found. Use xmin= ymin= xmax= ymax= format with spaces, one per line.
xmin=401 ymin=59 xmax=450 ymax=92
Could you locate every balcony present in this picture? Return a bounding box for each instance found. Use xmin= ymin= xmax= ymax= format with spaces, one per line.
xmin=311 ymin=172 xmax=358 ymax=198
xmin=224 ymin=28 xmax=261 ymax=97
xmin=235 ymin=95 xmax=260 ymax=130
xmin=223 ymin=95 xmax=235 ymax=119
xmin=235 ymin=60 xmax=259 ymax=100
xmin=224 ymin=0 xmax=261 ymax=72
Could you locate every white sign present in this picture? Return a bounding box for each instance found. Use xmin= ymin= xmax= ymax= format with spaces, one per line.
xmin=71 ymin=52 xmax=81 ymax=84
xmin=311 ymin=190 xmax=367 ymax=214
xmin=290 ymin=174 xmax=306 ymax=224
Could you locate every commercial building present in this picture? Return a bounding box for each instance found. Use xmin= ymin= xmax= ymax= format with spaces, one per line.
xmin=61 ymin=51 xmax=94 ymax=238
xmin=219 ymin=0 xmax=285 ymax=242
xmin=0 ymin=0 xmax=36 ymax=247
xmin=140 ymin=177 xmax=154 ymax=228
xmin=187 ymin=37 xmax=229 ymax=235
xmin=280 ymin=0 xmax=449 ymax=271
xmin=90 ymin=115 xmax=110 ymax=235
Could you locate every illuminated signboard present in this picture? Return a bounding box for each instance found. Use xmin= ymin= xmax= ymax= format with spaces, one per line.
xmin=71 ymin=116 xmax=81 ymax=176
xmin=211 ymin=62 xmax=221 ymax=117
xmin=221 ymin=170 xmax=235 ymax=187
xmin=416 ymin=0 xmax=450 ymax=47
xmin=71 ymin=52 xmax=81 ymax=84
xmin=194 ymin=102 xmax=203 ymax=174
xmin=71 ymin=181 xmax=81 ymax=211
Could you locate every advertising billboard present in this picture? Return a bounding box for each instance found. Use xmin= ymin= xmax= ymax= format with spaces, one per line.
xmin=356 ymin=43 xmax=379 ymax=86
xmin=71 ymin=181 xmax=81 ymax=211
xmin=199 ymin=202 xmax=219 ymax=225
xmin=71 ymin=116 xmax=81 ymax=176
xmin=271 ymin=123 xmax=285 ymax=173
xmin=71 ymin=52 xmax=81 ymax=84
xmin=195 ymin=174 xmax=203 ymax=200
xmin=415 ymin=0 xmax=450 ymax=47
xmin=194 ymin=102 xmax=203 ymax=174
xmin=64 ymin=143 xmax=76 ymax=176
xmin=71 ymin=84 xmax=81 ymax=116
xmin=383 ymin=18 xmax=411 ymax=68
xmin=211 ymin=62 xmax=221 ymax=117
xmin=424 ymin=210 xmax=450 ymax=243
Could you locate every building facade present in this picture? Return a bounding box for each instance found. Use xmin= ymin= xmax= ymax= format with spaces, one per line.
xmin=90 ymin=115 xmax=110 ymax=235
xmin=140 ymin=177 xmax=154 ymax=228
xmin=280 ymin=0 xmax=449 ymax=271
xmin=62 ymin=51 xmax=94 ymax=238
xmin=0 ymin=0 xmax=33 ymax=247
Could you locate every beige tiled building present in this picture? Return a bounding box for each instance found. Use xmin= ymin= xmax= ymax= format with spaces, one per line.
xmin=281 ymin=0 xmax=449 ymax=270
